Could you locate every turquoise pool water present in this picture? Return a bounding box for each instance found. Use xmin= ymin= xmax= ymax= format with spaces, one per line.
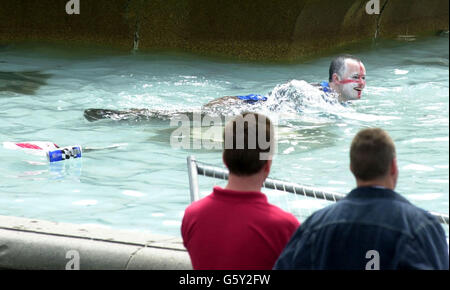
xmin=0 ymin=35 xmax=448 ymax=237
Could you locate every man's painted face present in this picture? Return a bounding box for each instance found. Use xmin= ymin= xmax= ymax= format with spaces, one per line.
xmin=336 ymin=60 xmax=366 ymax=101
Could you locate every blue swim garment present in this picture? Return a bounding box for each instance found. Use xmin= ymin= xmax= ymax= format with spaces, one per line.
xmin=237 ymin=94 xmax=268 ymax=104
xmin=319 ymin=81 xmax=331 ymax=93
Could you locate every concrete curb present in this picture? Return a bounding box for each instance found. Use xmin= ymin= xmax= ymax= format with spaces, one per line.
xmin=0 ymin=215 xmax=192 ymax=270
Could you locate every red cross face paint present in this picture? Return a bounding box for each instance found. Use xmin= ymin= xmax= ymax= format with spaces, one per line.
xmin=337 ymin=60 xmax=366 ymax=100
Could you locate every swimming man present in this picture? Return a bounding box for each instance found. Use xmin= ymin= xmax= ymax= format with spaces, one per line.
xmin=84 ymin=54 xmax=366 ymax=122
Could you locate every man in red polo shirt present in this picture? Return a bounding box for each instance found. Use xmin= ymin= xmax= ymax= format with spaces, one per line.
xmin=181 ymin=112 xmax=300 ymax=270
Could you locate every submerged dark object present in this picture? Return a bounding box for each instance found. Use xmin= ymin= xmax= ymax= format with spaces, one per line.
xmin=0 ymin=71 xmax=52 ymax=95
xmin=83 ymin=108 xmax=201 ymax=122
xmin=83 ymin=108 xmax=157 ymax=122
xmin=83 ymin=96 xmax=246 ymax=122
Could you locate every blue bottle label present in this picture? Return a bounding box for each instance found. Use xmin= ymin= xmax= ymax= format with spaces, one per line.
xmin=47 ymin=146 xmax=82 ymax=163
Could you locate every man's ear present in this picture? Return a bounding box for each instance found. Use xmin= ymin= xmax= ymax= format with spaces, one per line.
xmin=222 ymin=153 xmax=228 ymax=169
xmin=390 ymin=157 xmax=399 ymax=188
xmin=391 ymin=157 xmax=398 ymax=176
xmin=263 ymin=160 xmax=272 ymax=178
xmin=265 ymin=160 xmax=272 ymax=172
xmin=332 ymin=73 xmax=340 ymax=83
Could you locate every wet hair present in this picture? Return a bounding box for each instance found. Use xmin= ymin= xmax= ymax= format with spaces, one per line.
xmin=329 ymin=54 xmax=362 ymax=82
xmin=223 ymin=112 xmax=274 ymax=176
xmin=350 ymin=128 xmax=396 ymax=181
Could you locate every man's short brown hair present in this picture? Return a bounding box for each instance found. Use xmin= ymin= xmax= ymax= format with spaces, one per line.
xmin=223 ymin=112 xmax=274 ymax=176
xmin=350 ymin=128 xmax=396 ymax=181
xmin=329 ymin=54 xmax=362 ymax=82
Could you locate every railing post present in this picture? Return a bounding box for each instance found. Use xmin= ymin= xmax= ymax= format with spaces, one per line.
xmin=187 ymin=156 xmax=200 ymax=203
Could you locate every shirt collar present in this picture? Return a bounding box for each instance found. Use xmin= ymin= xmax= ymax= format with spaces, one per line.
xmin=346 ymin=186 xmax=409 ymax=203
xmin=212 ymin=186 xmax=268 ymax=203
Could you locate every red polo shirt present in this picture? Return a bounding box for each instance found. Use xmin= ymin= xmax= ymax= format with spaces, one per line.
xmin=181 ymin=186 xmax=300 ymax=270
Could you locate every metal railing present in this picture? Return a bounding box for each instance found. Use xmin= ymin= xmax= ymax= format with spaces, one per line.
xmin=187 ymin=156 xmax=449 ymax=226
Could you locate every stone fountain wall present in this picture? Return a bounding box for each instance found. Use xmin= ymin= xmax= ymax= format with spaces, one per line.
xmin=0 ymin=0 xmax=448 ymax=60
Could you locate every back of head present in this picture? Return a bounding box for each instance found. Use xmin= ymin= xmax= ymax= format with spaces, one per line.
xmin=329 ymin=54 xmax=362 ymax=82
xmin=350 ymin=128 xmax=396 ymax=181
xmin=223 ymin=112 xmax=274 ymax=176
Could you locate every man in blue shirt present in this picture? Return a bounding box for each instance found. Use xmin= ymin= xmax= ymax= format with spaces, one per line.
xmin=274 ymin=128 xmax=449 ymax=270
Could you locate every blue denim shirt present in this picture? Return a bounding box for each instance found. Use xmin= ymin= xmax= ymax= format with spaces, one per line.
xmin=274 ymin=186 xmax=449 ymax=270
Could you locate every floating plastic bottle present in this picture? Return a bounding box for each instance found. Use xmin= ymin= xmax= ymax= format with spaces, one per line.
xmin=47 ymin=146 xmax=82 ymax=163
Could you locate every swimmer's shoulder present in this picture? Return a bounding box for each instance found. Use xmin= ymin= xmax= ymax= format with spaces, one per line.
xmin=202 ymin=96 xmax=242 ymax=109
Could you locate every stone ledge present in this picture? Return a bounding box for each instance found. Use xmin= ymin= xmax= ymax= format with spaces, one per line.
xmin=0 ymin=215 xmax=192 ymax=270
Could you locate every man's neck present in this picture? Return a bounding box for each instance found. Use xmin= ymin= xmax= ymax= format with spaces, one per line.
xmin=225 ymin=174 xmax=264 ymax=192
xmin=356 ymin=178 xmax=395 ymax=190
xmin=328 ymin=82 xmax=346 ymax=102
xmin=328 ymin=81 xmax=338 ymax=93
